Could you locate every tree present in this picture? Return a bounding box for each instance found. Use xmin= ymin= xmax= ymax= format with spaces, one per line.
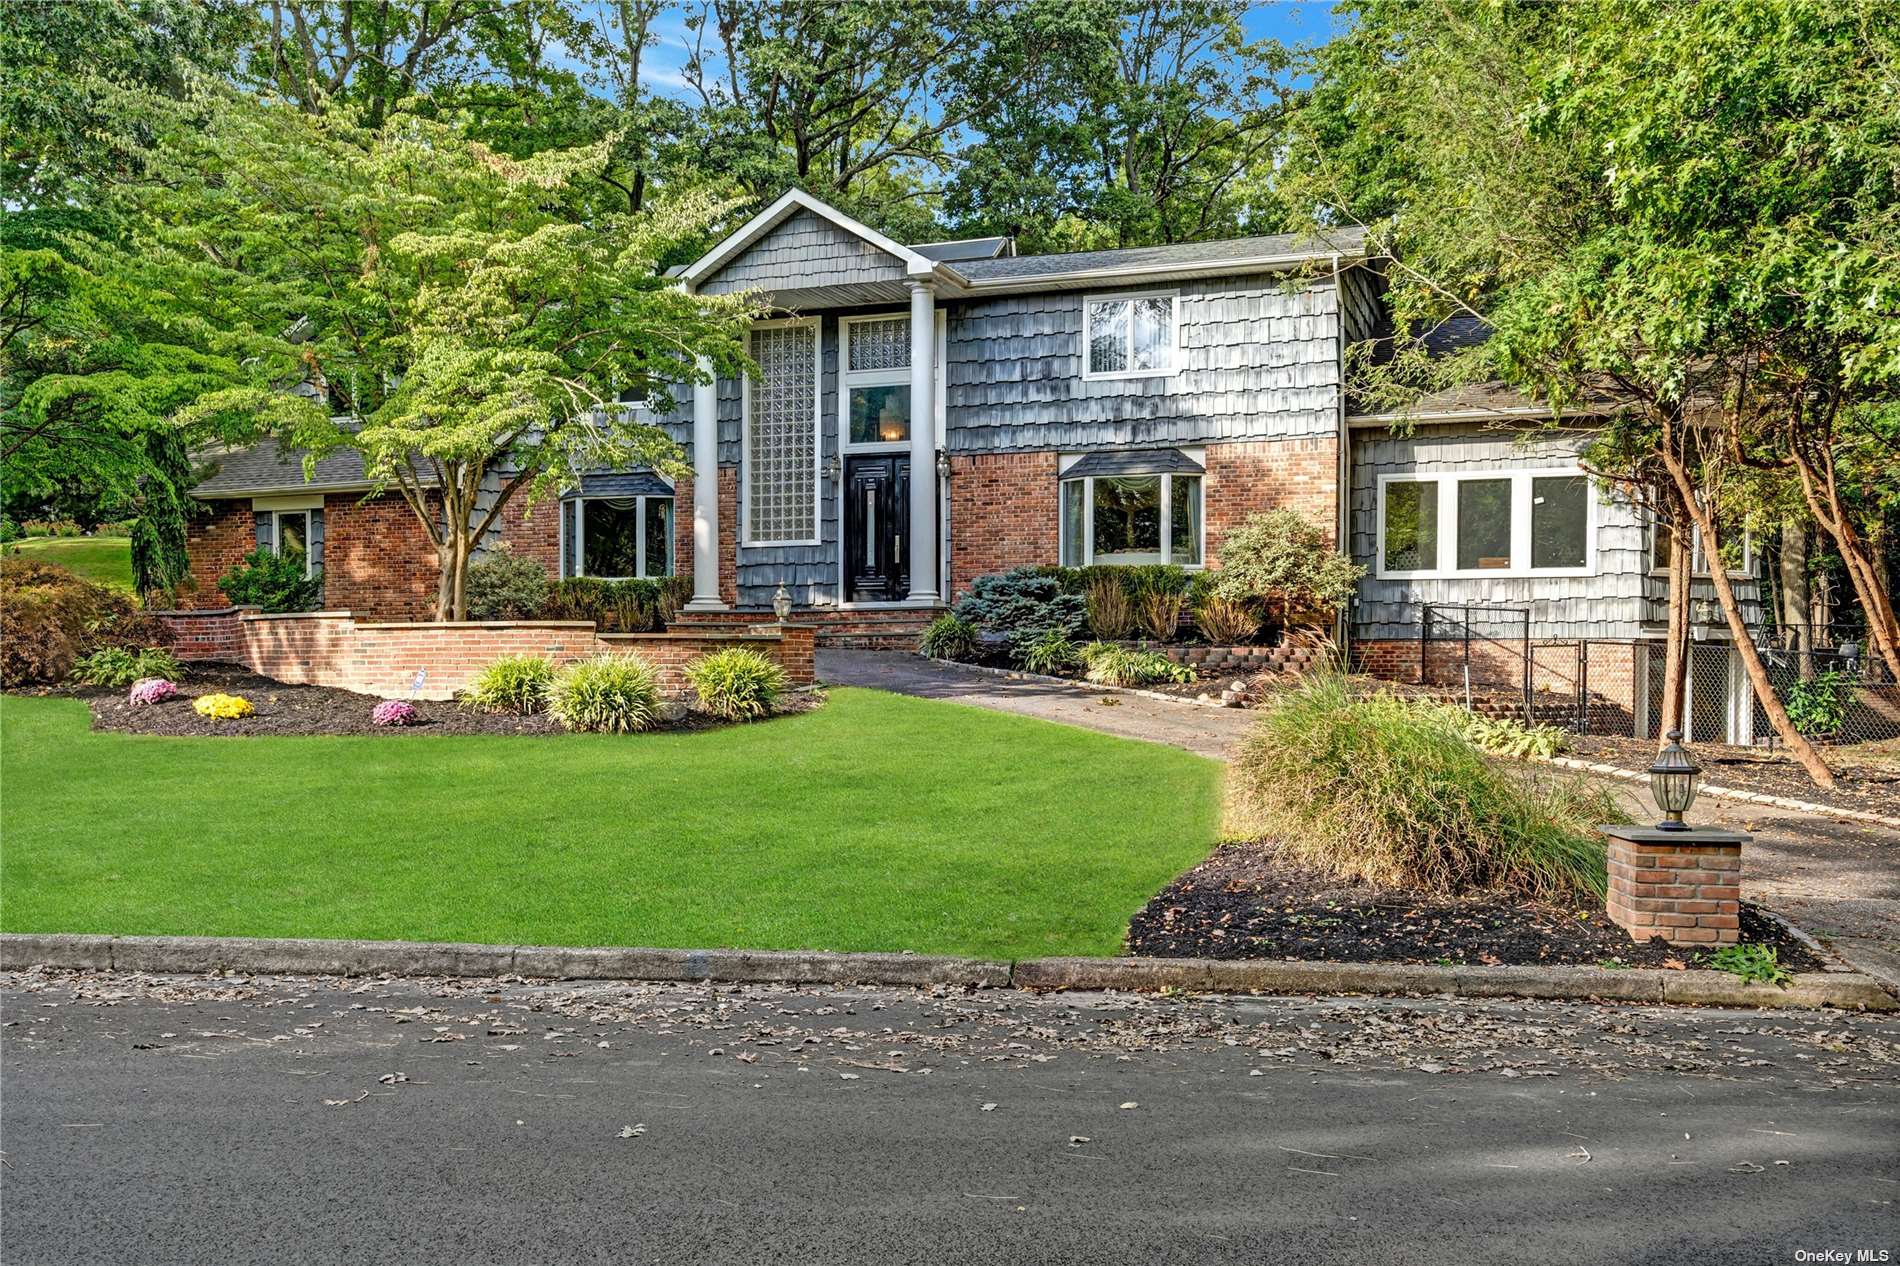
xmin=1279 ymin=0 xmax=1900 ymax=787
xmin=146 ymin=90 xmax=760 ymax=619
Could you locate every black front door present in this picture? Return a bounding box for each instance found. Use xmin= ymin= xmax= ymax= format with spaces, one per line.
xmin=844 ymin=455 xmax=909 ymax=602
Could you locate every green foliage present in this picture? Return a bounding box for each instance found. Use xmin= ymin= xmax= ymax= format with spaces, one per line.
xmin=685 ymin=647 xmax=788 ymax=720
xmin=1079 ymin=642 xmax=1194 ymax=687
xmin=546 ymin=654 xmax=660 ymax=733
xmin=217 ymin=548 xmax=322 ymax=614
xmin=127 ymin=428 xmax=192 ymax=602
xmin=1415 ymin=702 xmax=1569 ymax=760
xmin=463 ymin=654 xmax=555 ymax=716
xmin=70 ymin=645 xmax=180 ymax=688
xmin=1014 ymin=630 xmax=1082 ymax=676
xmin=464 ymin=546 xmax=551 ymax=622
xmin=542 ymin=575 xmax=689 ymax=632
xmin=1193 ymin=594 xmax=1262 ymax=644
xmin=1232 ymin=675 xmax=1614 ymax=901
xmin=1706 ymin=944 xmax=1793 ymax=989
xmin=1138 ymin=589 xmax=1187 ymax=642
xmin=1084 ymin=576 xmax=1137 ymax=640
xmin=1210 ymin=510 xmax=1363 ymax=621
xmin=953 ymin=568 xmax=1087 ymax=647
xmin=1785 ymin=671 xmax=1854 ymax=738
xmin=919 ymin=614 xmax=979 ymax=662
xmin=0 ymin=558 xmax=163 ymax=687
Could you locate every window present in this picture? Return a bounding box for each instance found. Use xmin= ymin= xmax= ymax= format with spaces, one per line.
xmin=1083 ymin=292 xmax=1178 ymax=379
xmin=254 ymin=507 xmax=322 ymax=578
xmin=1651 ymin=520 xmax=1754 ymax=577
xmin=745 ymin=320 xmax=821 ymax=544
xmin=1059 ymin=473 xmax=1202 ymax=566
xmin=1376 ymin=469 xmax=1595 ymax=578
xmin=567 ymin=495 xmax=673 ymax=580
xmin=841 ymin=315 xmax=912 ymax=446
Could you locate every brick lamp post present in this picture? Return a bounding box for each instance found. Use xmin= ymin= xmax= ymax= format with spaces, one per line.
xmin=1601 ymin=730 xmax=1749 ymax=947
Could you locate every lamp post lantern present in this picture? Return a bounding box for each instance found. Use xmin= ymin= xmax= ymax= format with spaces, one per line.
xmin=1647 ymin=729 xmax=1701 ymax=831
xmin=771 ymin=584 xmax=793 ymax=623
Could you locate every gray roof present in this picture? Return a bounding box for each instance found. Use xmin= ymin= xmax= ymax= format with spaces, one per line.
xmin=954 ymin=225 xmax=1367 ymax=282
xmin=191 ymin=441 xmax=421 ymax=497
xmin=1063 ymin=448 xmax=1205 ymax=479
xmin=913 ymin=236 xmax=1014 ymax=263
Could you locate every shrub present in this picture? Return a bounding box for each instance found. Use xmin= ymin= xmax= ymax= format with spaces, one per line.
xmin=0 ymin=517 xmax=18 ymax=543
xmin=0 ymin=558 xmax=166 ymax=687
xmin=542 ymin=576 xmax=690 ymax=631
xmin=371 ymin=699 xmax=419 ymax=726
xmin=1122 ymin=563 xmax=1192 ymax=599
xmin=463 ymin=654 xmax=555 ymax=714
xmin=1231 ymin=674 xmax=1613 ymax=901
xmin=1785 ymin=670 xmax=1853 ymax=737
xmin=71 ymin=645 xmax=181 ymax=687
xmin=1210 ymin=509 xmax=1364 ymax=624
xmin=953 ymin=568 xmax=1087 ymax=647
xmin=1079 ymin=641 xmax=1194 ymax=686
xmin=465 ymin=546 xmax=550 ymax=621
xmin=547 ymin=654 xmax=661 ymax=733
xmin=1706 ymin=944 xmax=1792 ymax=987
xmin=1193 ymin=594 xmax=1262 ymax=644
xmin=685 ymin=646 xmax=788 ymax=719
xmin=1015 ymin=630 xmax=1081 ymax=675
xmin=127 ymin=678 xmax=179 ymax=707
xmin=919 ymin=614 xmax=979 ymax=661
xmin=1084 ymin=576 xmax=1137 ymax=640
xmin=1138 ymin=589 xmax=1187 ymax=641
xmin=193 ymin=692 xmax=254 ymax=720
xmin=1418 ymin=703 xmax=1568 ymax=759
xmin=218 ymin=548 xmax=323 ymax=613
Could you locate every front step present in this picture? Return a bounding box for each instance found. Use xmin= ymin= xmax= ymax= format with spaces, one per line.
xmin=672 ymin=605 xmax=944 ymax=651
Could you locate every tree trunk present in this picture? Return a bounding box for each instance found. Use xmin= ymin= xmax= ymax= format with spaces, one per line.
xmin=1778 ymin=520 xmax=1812 ymax=677
xmin=1659 ymin=499 xmax=1691 ymax=749
xmin=1790 ymin=444 xmax=1900 ymax=682
xmin=1662 ymin=453 xmax=1836 ymax=788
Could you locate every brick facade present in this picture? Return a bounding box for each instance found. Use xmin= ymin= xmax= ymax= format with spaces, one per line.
xmin=494 ymin=492 xmax=559 ymax=577
xmin=1605 ymin=834 xmax=1743 ymax=946
xmin=672 ymin=466 xmax=739 ymax=605
xmin=179 ymin=501 xmax=255 ymax=609
xmin=1352 ymin=636 xmax=1645 ymax=733
xmin=948 ymin=451 xmax=1059 ymax=599
xmin=152 ymin=609 xmax=814 ymax=701
xmin=323 ymin=493 xmax=440 ymax=621
xmin=1203 ymin=437 xmax=1339 ymax=564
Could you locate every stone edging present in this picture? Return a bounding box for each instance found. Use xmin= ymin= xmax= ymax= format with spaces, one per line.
xmin=920 ymin=656 xmax=1233 ymax=709
xmin=3 ymin=934 xmax=1889 ymax=1012
xmin=1547 ymin=756 xmax=1900 ymax=830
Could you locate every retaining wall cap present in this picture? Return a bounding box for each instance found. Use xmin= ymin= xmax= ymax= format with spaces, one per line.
xmin=241 ymin=610 xmax=354 ymax=621
xmin=351 ymin=620 xmax=598 ymax=630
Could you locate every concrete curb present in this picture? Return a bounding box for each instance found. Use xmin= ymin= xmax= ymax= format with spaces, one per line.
xmin=2 ymin=934 xmax=1889 ymax=1011
xmin=1547 ymin=756 xmax=1900 ymax=830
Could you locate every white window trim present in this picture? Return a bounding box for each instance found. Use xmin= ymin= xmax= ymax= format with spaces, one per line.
xmin=741 ymin=315 xmax=823 ymax=547
xmin=1081 ymin=290 xmax=1180 ymax=381
xmin=267 ymin=509 xmax=317 ymax=579
xmin=1057 ymin=470 xmax=1206 ymax=569
xmin=564 ymin=494 xmax=676 ymax=581
xmin=838 ymin=311 xmax=913 ymax=454
xmin=1373 ymin=468 xmax=1598 ymax=580
xmin=1647 ymin=518 xmax=1755 ymax=579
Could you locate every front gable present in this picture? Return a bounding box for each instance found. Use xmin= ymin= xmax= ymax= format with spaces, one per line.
xmin=698 ymin=208 xmax=908 ymax=296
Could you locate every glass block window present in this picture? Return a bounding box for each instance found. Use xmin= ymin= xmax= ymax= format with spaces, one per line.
xmin=746 ymin=323 xmax=819 ymax=543
xmin=847 ymin=317 xmax=910 ymax=373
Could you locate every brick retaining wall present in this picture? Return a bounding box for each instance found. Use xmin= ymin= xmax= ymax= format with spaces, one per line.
xmin=150 ymin=610 xmax=814 ymax=701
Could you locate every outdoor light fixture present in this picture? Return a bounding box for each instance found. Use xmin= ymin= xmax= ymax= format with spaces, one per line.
xmin=1840 ymin=639 xmax=1862 ymax=675
xmin=935 ymin=448 xmax=951 ymax=478
xmin=772 ymin=584 xmax=793 ymax=622
xmin=1648 ymin=729 xmax=1701 ymax=830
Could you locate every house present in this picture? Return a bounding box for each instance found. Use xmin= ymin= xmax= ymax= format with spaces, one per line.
xmin=181 ymin=189 xmax=1765 ymax=739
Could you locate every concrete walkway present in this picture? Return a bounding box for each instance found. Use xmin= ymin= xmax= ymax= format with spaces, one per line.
xmin=818 ymin=649 xmax=1257 ymax=759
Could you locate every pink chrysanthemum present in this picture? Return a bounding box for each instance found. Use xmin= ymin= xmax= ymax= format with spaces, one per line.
xmin=371 ymin=699 xmax=419 ymax=726
xmin=127 ymin=678 xmax=178 ymax=707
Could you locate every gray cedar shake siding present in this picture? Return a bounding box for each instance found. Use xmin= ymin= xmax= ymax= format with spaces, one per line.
xmin=1349 ymin=422 xmax=1762 ymax=641
xmin=698 ymin=210 xmax=911 ymax=309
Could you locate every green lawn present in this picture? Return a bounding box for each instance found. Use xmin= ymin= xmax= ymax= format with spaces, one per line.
xmin=6 ymin=535 xmax=134 ymax=588
xmin=0 ymin=688 xmax=1221 ymax=959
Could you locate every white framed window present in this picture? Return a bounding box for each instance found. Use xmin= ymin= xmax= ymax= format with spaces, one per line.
xmin=742 ymin=317 xmax=822 ymax=545
xmin=563 ymin=495 xmax=674 ymax=580
xmin=252 ymin=499 xmax=323 ymax=578
xmin=1082 ymin=291 xmax=1179 ymax=380
xmin=1375 ymin=469 xmax=1596 ymax=579
xmin=1649 ymin=519 xmax=1755 ymax=578
xmin=839 ymin=313 xmax=912 ymax=448
xmin=1059 ymin=472 xmax=1203 ymax=567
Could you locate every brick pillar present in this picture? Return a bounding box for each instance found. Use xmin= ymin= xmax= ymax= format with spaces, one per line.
xmin=1602 ymin=825 xmax=1748 ymax=947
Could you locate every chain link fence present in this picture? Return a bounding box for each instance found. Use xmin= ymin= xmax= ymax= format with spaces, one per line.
xmin=1414 ymin=605 xmax=1900 ymax=747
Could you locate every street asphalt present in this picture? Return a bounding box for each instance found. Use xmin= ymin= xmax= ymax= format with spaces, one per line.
xmin=3 ymin=970 xmax=1896 ymax=1265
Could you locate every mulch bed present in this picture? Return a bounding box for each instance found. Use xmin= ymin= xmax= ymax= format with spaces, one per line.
xmin=1126 ymin=842 xmax=1826 ymax=971
xmin=1567 ymin=734 xmax=1900 ymax=820
xmin=62 ymin=664 xmax=817 ymax=739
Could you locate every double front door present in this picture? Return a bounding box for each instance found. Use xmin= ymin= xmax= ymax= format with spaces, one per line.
xmin=845 ymin=454 xmax=909 ymax=602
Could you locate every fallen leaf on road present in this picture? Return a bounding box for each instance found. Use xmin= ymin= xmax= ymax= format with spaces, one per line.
xmin=1119 ymin=1102 xmax=1138 ymax=1110
xmin=618 ymin=1124 xmax=646 ymax=1139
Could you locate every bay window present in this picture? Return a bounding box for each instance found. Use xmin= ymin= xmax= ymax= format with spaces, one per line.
xmin=1059 ymin=467 xmax=1203 ymax=567
xmin=1377 ymin=469 xmax=1595 ymax=578
xmin=562 ymin=495 xmax=674 ymax=579
xmin=1083 ymin=292 xmax=1178 ymax=379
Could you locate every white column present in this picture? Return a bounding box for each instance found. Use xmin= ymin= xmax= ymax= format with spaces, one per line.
xmin=684 ymin=354 xmax=726 ymax=611
xmin=906 ymin=281 xmax=941 ymax=604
